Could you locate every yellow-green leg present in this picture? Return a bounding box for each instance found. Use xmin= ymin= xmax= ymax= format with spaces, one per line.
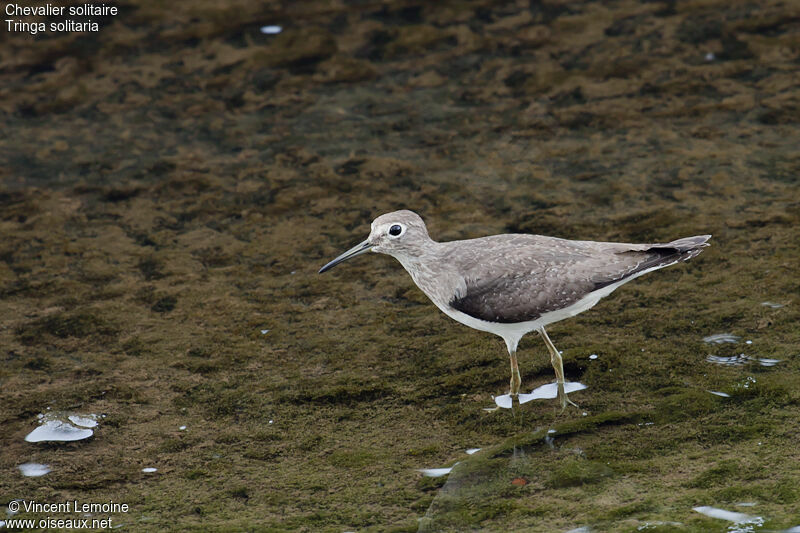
xmin=509 ymin=348 xmax=521 ymax=396
xmin=539 ymin=327 xmax=579 ymax=412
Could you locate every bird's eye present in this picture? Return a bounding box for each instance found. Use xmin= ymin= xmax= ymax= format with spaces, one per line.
xmin=388 ymin=224 xmax=403 ymax=237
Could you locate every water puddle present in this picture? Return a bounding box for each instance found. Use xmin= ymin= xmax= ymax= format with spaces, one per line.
xmin=706 ymin=354 xmax=781 ymax=367
xmin=18 ymin=462 xmax=51 ymax=477
xmin=465 ymin=448 xmax=480 ymax=455
xmin=707 ymin=390 xmax=731 ymax=397
xmin=142 ymin=467 xmax=158 ymax=473
xmin=761 ymin=301 xmax=784 ymax=309
xmin=25 ymin=412 xmax=101 ymax=443
xmin=703 ymin=333 xmax=741 ymax=344
xmin=260 ymin=25 xmax=282 ymax=35
xmin=693 ymin=506 xmax=764 ymax=532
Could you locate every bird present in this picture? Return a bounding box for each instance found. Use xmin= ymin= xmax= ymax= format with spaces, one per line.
xmin=319 ymin=210 xmax=710 ymax=411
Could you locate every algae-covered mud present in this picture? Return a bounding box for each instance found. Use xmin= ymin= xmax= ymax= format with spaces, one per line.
xmin=1 ymin=0 xmax=799 ymax=531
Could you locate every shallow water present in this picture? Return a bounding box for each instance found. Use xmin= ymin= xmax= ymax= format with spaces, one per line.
xmin=418 ymin=467 xmax=455 ymax=478
xmin=693 ymin=506 xmax=764 ymax=532
xmin=1 ymin=0 xmax=799 ymax=531
xmin=706 ymin=354 xmax=782 ymax=367
xmin=519 ymin=382 xmax=588 ymax=404
xmin=703 ymin=333 xmax=741 ymax=344
xmin=494 ymin=382 xmax=588 ymax=408
xmin=707 ymin=390 xmax=731 ymax=398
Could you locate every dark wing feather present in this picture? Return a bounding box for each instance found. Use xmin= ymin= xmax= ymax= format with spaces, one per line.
xmin=450 ymin=274 xmax=595 ymax=323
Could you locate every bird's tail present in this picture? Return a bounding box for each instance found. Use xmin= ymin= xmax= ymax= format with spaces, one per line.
xmin=592 ymin=235 xmax=711 ymax=291
xmin=651 ymin=234 xmax=712 ymax=260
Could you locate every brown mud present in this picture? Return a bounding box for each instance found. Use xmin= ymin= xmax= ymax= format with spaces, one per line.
xmin=1 ymin=0 xmax=799 ymax=531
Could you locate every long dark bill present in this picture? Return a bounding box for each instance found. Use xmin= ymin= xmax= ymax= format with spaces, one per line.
xmin=318 ymin=240 xmax=373 ymax=273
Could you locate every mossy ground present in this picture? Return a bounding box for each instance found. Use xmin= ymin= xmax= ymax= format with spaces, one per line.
xmin=1 ymin=0 xmax=799 ymax=531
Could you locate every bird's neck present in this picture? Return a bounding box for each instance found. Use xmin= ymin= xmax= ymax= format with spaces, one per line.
xmin=390 ymin=239 xmax=442 ymax=271
xmin=392 ymin=241 xmax=459 ymax=307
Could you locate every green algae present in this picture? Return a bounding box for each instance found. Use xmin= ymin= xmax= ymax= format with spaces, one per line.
xmin=1 ymin=0 xmax=799 ymax=531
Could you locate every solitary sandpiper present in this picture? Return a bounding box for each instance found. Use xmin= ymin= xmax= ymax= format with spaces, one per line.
xmin=319 ymin=210 xmax=710 ymax=410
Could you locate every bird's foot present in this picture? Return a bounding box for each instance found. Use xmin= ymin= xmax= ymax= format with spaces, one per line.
xmin=507 ymin=390 xmax=522 ymax=408
xmin=558 ymin=396 xmax=580 ymax=413
xmin=557 ymin=383 xmax=580 ymax=413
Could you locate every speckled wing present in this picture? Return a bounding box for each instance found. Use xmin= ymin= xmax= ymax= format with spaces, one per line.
xmin=447 ymin=234 xmax=710 ymax=324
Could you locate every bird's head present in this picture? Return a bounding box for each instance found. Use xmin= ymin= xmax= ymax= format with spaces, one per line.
xmin=318 ymin=210 xmax=430 ymax=273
